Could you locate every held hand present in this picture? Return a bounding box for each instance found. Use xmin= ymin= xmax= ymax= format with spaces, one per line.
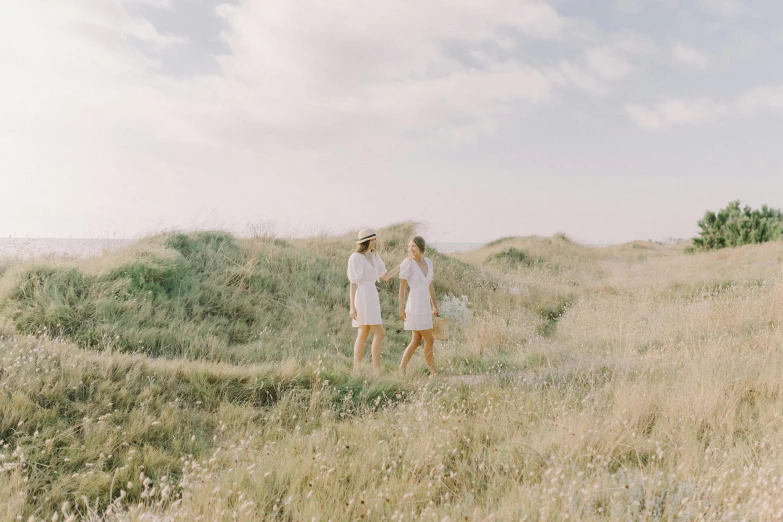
xmin=432 ymin=306 xmax=438 ymax=317
xmin=399 ymin=309 xmax=406 ymax=321
xmin=350 ymin=307 xmax=358 ymax=320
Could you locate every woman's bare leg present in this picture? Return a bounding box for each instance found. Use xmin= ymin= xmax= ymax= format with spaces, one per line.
xmin=421 ymin=330 xmax=436 ymax=375
xmin=354 ymin=326 xmax=370 ymax=370
xmin=369 ymin=324 xmax=385 ymax=369
xmin=399 ymin=331 xmax=423 ymax=372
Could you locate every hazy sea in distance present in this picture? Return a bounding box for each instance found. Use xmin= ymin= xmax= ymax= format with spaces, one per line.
xmin=430 ymin=242 xmax=487 ymax=253
xmin=0 ymin=238 xmax=134 ymax=259
xmin=0 ymin=238 xmax=488 ymax=260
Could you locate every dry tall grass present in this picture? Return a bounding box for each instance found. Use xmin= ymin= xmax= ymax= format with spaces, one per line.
xmin=3 ymin=232 xmax=783 ymax=520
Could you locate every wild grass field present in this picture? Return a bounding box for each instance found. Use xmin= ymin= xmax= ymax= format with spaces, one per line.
xmin=2 ymin=223 xmax=783 ymax=521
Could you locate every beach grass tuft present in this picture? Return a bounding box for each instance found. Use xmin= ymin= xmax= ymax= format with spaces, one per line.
xmin=2 ymin=230 xmax=783 ymax=519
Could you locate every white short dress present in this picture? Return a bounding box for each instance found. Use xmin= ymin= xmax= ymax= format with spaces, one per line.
xmin=347 ymin=252 xmax=388 ymax=327
xmin=400 ymin=257 xmax=434 ymax=331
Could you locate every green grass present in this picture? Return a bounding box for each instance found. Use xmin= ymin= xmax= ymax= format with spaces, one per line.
xmin=0 ymin=225 xmax=591 ymax=518
xmin=4 ymin=231 xmax=783 ymax=519
xmin=534 ymin=295 xmax=574 ymax=338
xmin=0 ymin=226 xmax=510 ymax=366
xmin=487 ymin=246 xmax=542 ymax=269
xmin=0 ymin=331 xmax=412 ymax=518
xmin=0 ymin=225 xmax=500 ymax=516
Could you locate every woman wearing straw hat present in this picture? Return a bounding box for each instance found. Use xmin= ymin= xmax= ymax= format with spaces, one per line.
xmin=347 ymin=228 xmax=400 ymax=371
xmin=398 ymin=236 xmax=438 ymax=376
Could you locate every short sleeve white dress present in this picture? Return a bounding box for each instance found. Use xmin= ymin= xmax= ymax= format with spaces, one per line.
xmin=400 ymin=257 xmax=434 ymax=331
xmin=347 ymin=252 xmax=388 ymax=327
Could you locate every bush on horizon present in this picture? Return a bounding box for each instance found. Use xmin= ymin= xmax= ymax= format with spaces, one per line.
xmin=690 ymin=200 xmax=783 ymax=252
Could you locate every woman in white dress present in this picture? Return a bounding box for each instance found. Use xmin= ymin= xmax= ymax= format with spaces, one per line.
xmin=398 ymin=236 xmax=438 ymax=376
xmin=347 ymin=228 xmax=400 ymax=371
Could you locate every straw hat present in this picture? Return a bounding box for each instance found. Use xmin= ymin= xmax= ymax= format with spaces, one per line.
xmin=355 ymin=228 xmax=377 ymax=244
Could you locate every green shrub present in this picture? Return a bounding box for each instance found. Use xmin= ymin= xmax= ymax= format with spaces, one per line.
xmin=487 ymin=247 xmax=539 ymax=268
xmin=692 ymin=200 xmax=783 ymax=251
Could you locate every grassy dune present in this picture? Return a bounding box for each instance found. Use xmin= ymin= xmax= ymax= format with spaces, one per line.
xmin=2 ymin=226 xmax=783 ymax=520
xmin=0 ymin=225 xmax=521 ymax=366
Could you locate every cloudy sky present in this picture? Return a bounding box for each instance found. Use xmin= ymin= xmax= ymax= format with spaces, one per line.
xmin=3 ymin=0 xmax=783 ymax=244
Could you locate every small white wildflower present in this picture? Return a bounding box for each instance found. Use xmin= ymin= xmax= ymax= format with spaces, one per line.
xmin=438 ymin=294 xmax=473 ymax=326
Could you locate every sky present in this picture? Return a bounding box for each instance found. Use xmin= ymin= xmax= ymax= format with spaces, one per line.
xmin=2 ymin=0 xmax=783 ymax=245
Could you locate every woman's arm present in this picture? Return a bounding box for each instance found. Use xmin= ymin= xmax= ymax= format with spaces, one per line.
xmin=399 ymin=279 xmax=407 ymax=320
xmin=429 ymin=282 xmax=438 ymax=316
xmin=380 ymin=264 xmax=401 ymax=281
xmin=349 ymin=283 xmax=358 ymax=320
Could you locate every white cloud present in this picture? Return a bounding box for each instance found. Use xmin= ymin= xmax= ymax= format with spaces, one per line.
xmin=738 ymin=85 xmax=783 ymax=112
xmin=614 ymin=0 xmax=640 ymax=13
xmin=659 ymin=99 xmax=723 ymax=124
xmin=2 ymin=0 xmax=782 ymax=244
xmin=553 ymin=60 xmax=607 ymax=96
xmin=548 ymin=31 xmax=656 ymax=96
xmin=585 ymin=46 xmax=632 ymax=81
xmin=625 ymin=99 xmax=723 ymax=129
xmin=130 ymin=0 xmax=174 ymax=8
xmin=625 ymin=104 xmax=662 ymax=130
xmin=126 ymin=18 xmax=187 ymax=47
xmin=696 ymin=0 xmax=745 ymax=18
xmin=625 ymin=86 xmax=783 ymax=130
xmin=0 ymin=0 xmax=578 ymax=237
xmin=576 ymin=32 xmax=655 ymax=87
xmin=611 ymin=31 xmax=657 ymax=55
xmin=178 ymin=0 xmax=573 ymax=149
xmin=2 ymin=0 xmax=570 ymax=156
xmin=672 ymin=42 xmax=709 ymax=69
